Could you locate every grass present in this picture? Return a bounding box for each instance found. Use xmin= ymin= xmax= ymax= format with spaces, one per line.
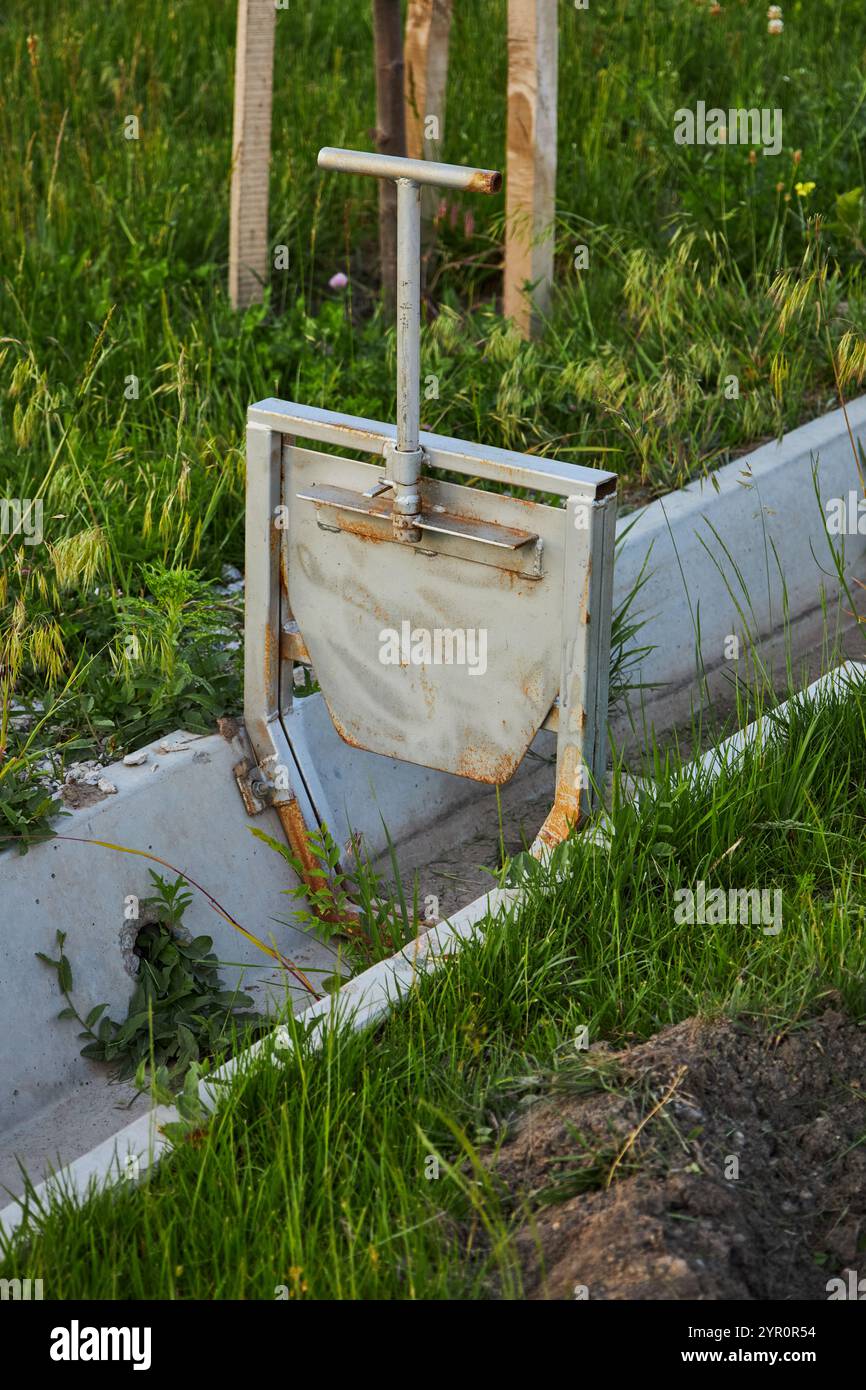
xmin=1 ymin=0 xmax=866 ymax=1296
xmin=2 ymin=672 xmax=865 ymax=1298
xmin=3 ymin=1 xmax=866 ymax=795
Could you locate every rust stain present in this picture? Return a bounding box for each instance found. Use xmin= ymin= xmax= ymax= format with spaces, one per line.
xmin=263 ymin=621 xmax=275 ymax=688
xmin=280 ymin=627 xmax=311 ymax=664
xmin=453 ymin=742 xmax=516 ymax=785
xmin=326 ymin=514 xmax=390 ymax=546
xmin=580 ymin=565 xmax=592 ymax=624
xmin=418 ymin=667 xmax=437 ymax=719
xmin=280 ymin=546 xmax=290 ymax=597
xmin=276 ymin=796 xmax=415 ymax=950
xmin=520 ymin=664 xmax=545 ymax=705
xmin=233 ymin=758 xmax=261 ymax=817
xmin=276 ymin=798 xmax=322 ymax=880
xmin=532 ymin=783 xmax=581 ymax=856
xmin=276 ymin=797 xmax=364 ymax=930
xmin=328 ymin=714 xmax=367 ymax=752
xmin=468 ymin=168 xmax=502 ymax=195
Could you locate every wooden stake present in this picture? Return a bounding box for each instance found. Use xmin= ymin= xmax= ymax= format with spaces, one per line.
xmin=404 ymin=0 xmax=452 ymax=161
xmin=504 ymin=0 xmax=558 ymax=338
xmin=372 ymin=0 xmax=407 ymax=319
xmin=229 ymin=0 xmax=276 ymax=311
xmin=404 ymin=0 xmax=453 ymax=273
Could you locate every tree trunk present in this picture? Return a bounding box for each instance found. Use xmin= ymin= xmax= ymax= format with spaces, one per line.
xmin=504 ymin=0 xmax=558 ymax=338
xmin=372 ymin=0 xmax=407 ymax=318
xmin=229 ymin=0 xmax=277 ymax=310
xmin=404 ymin=0 xmax=453 ymax=282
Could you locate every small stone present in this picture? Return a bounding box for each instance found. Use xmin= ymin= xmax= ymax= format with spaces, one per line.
xmin=123 ymin=750 xmax=149 ymax=767
xmin=97 ymin=778 xmax=118 ymax=795
xmin=65 ymin=760 xmax=105 ymax=786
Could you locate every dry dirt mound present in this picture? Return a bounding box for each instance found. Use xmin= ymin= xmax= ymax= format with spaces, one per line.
xmin=490 ymin=1009 xmax=866 ymax=1300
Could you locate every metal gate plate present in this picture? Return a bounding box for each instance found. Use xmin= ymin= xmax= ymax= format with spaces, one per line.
xmin=287 ymin=445 xmax=570 ymax=781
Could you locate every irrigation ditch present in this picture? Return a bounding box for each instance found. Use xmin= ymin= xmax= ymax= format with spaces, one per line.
xmin=2 ymin=391 xmax=866 ymax=1248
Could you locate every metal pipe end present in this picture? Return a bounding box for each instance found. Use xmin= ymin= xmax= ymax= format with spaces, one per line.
xmin=469 ymin=169 xmax=502 ymax=195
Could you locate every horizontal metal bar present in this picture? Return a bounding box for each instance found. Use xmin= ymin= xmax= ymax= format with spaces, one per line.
xmin=297 ymin=482 xmax=538 ymax=549
xmin=302 ymin=497 xmax=544 ymax=578
xmin=318 ymin=146 xmax=501 ymax=195
xmin=249 ymin=399 xmax=616 ymax=500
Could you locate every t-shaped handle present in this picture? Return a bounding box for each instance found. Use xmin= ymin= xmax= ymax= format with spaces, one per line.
xmin=317 ymin=146 xmax=502 ymax=542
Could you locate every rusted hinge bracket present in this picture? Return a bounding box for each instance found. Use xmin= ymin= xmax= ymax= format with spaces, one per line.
xmin=233 ymin=758 xmax=276 ymax=816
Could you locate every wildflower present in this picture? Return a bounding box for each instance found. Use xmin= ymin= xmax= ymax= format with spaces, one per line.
xmin=328 ymin=271 xmax=348 ymax=290
xmin=775 ymin=181 xmax=784 ymax=192
xmin=285 ymin=1266 xmax=308 ymax=1295
xmin=748 ymin=149 xmax=758 ymax=166
xmin=767 ymin=6 xmax=783 ymax=34
xmin=795 ymin=181 xmax=816 ymax=198
xmin=709 ymin=2 xmax=722 ymax=13
xmin=793 ymin=149 xmax=802 ymax=165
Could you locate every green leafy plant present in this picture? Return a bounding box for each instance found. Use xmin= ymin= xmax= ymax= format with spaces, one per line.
xmin=0 ymin=744 xmax=63 ymax=852
xmin=36 ymin=871 xmax=265 ymax=1080
xmin=251 ymin=820 xmax=421 ymax=978
xmin=143 ymin=1059 xmax=212 ymax=1146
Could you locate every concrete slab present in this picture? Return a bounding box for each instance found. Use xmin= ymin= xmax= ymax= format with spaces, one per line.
xmin=0 ymin=724 xmax=333 ymax=1140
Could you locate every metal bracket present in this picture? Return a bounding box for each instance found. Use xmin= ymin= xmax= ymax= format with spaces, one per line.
xmin=297 ymin=481 xmax=543 ymax=577
xmin=233 ymin=758 xmax=273 ymax=816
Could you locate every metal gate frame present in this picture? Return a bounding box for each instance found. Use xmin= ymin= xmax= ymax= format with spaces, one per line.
xmin=244 ymin=402 xmax=616 ymax=862
xmin=242 ymin=148 xmax=617 ymax=900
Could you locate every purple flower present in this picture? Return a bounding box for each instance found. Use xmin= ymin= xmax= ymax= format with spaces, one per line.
xmin=329 ymin=271 xmax=349 ymax=290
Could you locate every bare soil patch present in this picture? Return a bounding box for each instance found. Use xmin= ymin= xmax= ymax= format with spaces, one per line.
xmin=490 ymin=1009 xmax=866 ymax=1300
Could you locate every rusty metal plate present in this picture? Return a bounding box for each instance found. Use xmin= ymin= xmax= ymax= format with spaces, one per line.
xmin=297 ymin=482 xmax=544 ymax=579
xmin=284 ymin=445 xmax=575 ymax=783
